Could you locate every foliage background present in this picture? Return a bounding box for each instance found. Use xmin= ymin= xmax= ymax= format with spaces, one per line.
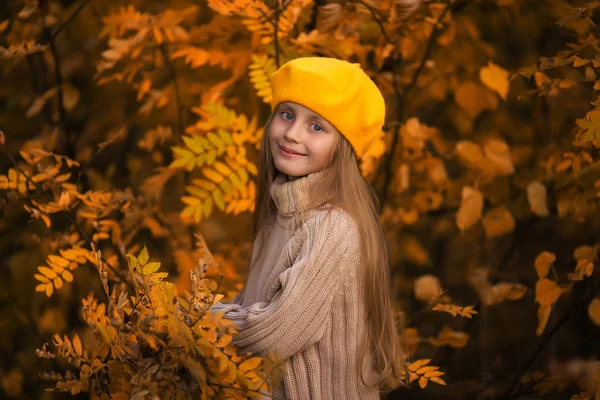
xmin=1 ymin=0 xmax=600 ymax=398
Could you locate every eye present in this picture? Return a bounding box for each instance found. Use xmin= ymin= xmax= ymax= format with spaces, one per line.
xmin=311 ymin=123 xmax=323 ymax=132
xmin=282 ymin=111 xmax=293 ymax=120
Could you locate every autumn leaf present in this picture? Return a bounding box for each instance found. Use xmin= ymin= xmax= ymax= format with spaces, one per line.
xmin=413 ymin=274 xmax=442 ymax=302
xmin=534 ymin=251 xmax=556 ymax=279
xmin=527 ymin=181 xmax=550 ymax=217
xmin=428 ymin=326 xmax=469 ymax=348
xmin=535 ymin=278 xmax=563 ymax=307
xmin=479 ymin=61 xmax=510 ymax=100
xmin=456 ymin=186 xmax=483 ymax=232
xmin=432 ymin=303 xmax=478 ymax=318
xmin=588 ymin=298 xmax=600 ymax=325
xmin=455 ymin=81 xmax=498 ymax=118
xmin=482 ymin=205 xmax=515 ymax=238
xmin=407 ymin=359 xmax=447 ymax=388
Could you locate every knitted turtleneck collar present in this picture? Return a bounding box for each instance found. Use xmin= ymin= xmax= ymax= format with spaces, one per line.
xmin=270 ymin=170 xmax=327 ymax=216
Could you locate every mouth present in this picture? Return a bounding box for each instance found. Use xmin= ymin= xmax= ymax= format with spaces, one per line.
xmin=278 ymin=145 xmax=306 ymax=157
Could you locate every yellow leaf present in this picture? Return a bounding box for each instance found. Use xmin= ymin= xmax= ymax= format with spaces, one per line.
xmin=45 ymin=284 xmax=53 ymax=297
xmin=479 ymin=61 xmax=510 ymax=100
xmin=48 ymin=254 xmax=69 ymax=268
xmin=213 ymin=161 xmax=232 ymax=176
xmin=204 ymin=196 xmax=213 ymax=217
xmin=527 ymin=181 xmax=550 ymax=217
xmin=202 ymin=167 xmax=224 ymax=184
xmin=38 ymin=266 xmax=57 ymax=279
xmin=587 ymin=298 xmax=600 ymax=326
xmin=408 ymin=359 xmax=431 ymax=372
xmin=456 ymin=186 xmax=483 ymax=232
xmin=53 ymin=277 xmax=63 ymax=289
xmin=238 ymin=357 xmax=262 ymax=373
xmin=482 ymin=205 xmax=515 ymax=238
xmin=534 ymin=251 xmax=556 ymax=279
xmin=192 ymin=179 xmax=217 ymax=191
xmin=143 ymin=262 xmax=161 ymax=275
xmin=418 ymin=376 xmax=428 ymax=388
xmin=213 ymin=188 xmax=225 ymax=211
xmin=35 ymin=283 xmax=46 ymax=292
xmin=138 ymin=246 xmax=149 ymax=265
xmin=62 ymin=270 xmax=74 ymax=282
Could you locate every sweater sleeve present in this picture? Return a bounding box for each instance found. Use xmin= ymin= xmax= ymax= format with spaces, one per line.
xmin=210 ymin=210 xmax=360 ymax=361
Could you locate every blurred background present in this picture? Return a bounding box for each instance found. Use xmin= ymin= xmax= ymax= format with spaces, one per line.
xmin=1 ymin=0 xmax=600 ymax=398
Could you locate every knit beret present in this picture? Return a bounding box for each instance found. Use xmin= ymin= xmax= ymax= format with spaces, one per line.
xmin=270 ymin=57 xmax=385 ymax=159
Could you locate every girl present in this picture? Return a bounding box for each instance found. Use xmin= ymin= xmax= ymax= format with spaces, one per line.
xmin=210 ymin=57 xmax=405 ymax=399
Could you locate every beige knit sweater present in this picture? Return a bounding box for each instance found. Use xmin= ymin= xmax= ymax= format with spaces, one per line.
xmin=210 ymin=172 xmax=381 ymax=399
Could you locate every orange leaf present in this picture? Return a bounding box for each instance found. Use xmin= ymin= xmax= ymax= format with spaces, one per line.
xmin=238 ymin=357 xmax=262 ymax=373
xmin=588 ymin=298 xmax=600 ymax=325
xmin=534 ymin=251 xmax=556 ymax=279
xmin=456 ymin=186 xmax=483 ymax=232
xmin=535 ymin=278 xmax=562 ymax=306
xmin=408 ymin=359 xmax=431 ymax=372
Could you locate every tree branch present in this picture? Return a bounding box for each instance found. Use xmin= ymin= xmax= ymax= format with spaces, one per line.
xmin=354 ymin=0 xmax=392 ymax=43
xmin=51 ymin=0 xmax=94 ymax=39
xmin=160 ymin=44 xmax=185 ymax=138
xmin=499 ymin=296 xmax=574 ymax=400
xmin=42 ymin=24 xmax=74 ymax=158
xmin=379 ymin=0 xmax=466 ymax=207
xmin=2 ymin=149 xmax=135 ymax=293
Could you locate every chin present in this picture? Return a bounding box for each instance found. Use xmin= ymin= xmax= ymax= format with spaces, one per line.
xmin=274 ymin=162 xmax=304 ymax=178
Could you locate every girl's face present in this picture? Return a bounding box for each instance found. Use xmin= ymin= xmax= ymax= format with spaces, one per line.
xmin=269 ymin=102 xmax=339 ymax=180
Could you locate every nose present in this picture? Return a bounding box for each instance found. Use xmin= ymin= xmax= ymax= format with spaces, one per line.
xmin=283 ymin=122 xmax=301 ymax=143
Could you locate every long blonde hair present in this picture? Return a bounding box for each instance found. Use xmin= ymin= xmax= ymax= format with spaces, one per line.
xmin=252 ymin=107 xmax=407 ymax=391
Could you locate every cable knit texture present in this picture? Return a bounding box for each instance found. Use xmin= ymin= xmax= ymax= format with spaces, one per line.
xmin=210 ymin=172 xmax=381 ymax=399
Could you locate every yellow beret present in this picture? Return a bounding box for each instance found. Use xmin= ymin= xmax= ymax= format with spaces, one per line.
xmin=270 ymin=57 xmax=385 ymax=159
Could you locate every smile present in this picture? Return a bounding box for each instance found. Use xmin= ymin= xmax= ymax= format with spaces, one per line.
xmin=278 ymin=145 xmax=306 ymax=157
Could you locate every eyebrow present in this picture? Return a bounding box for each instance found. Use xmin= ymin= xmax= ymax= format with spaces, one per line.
xmin=279 ymin=103 xmax=332 ymax=127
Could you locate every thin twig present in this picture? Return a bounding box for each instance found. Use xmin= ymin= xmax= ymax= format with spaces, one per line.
xmin=257 ymin=7 xmax=282 ymax=68
xmin=51 ymin=0 xmax=94 ymax=39
xmin=355 ymin=0 xmax=392 ymax=43
xmin=379 ymin=0 xmax=463 ymax=207
xmin=160 ymin=44 xmax=185 ymax=137
xmin=499 ymin=296 xmax=574 ymax=400
xmin=42 ymin=24 xmax=74 ymax=158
